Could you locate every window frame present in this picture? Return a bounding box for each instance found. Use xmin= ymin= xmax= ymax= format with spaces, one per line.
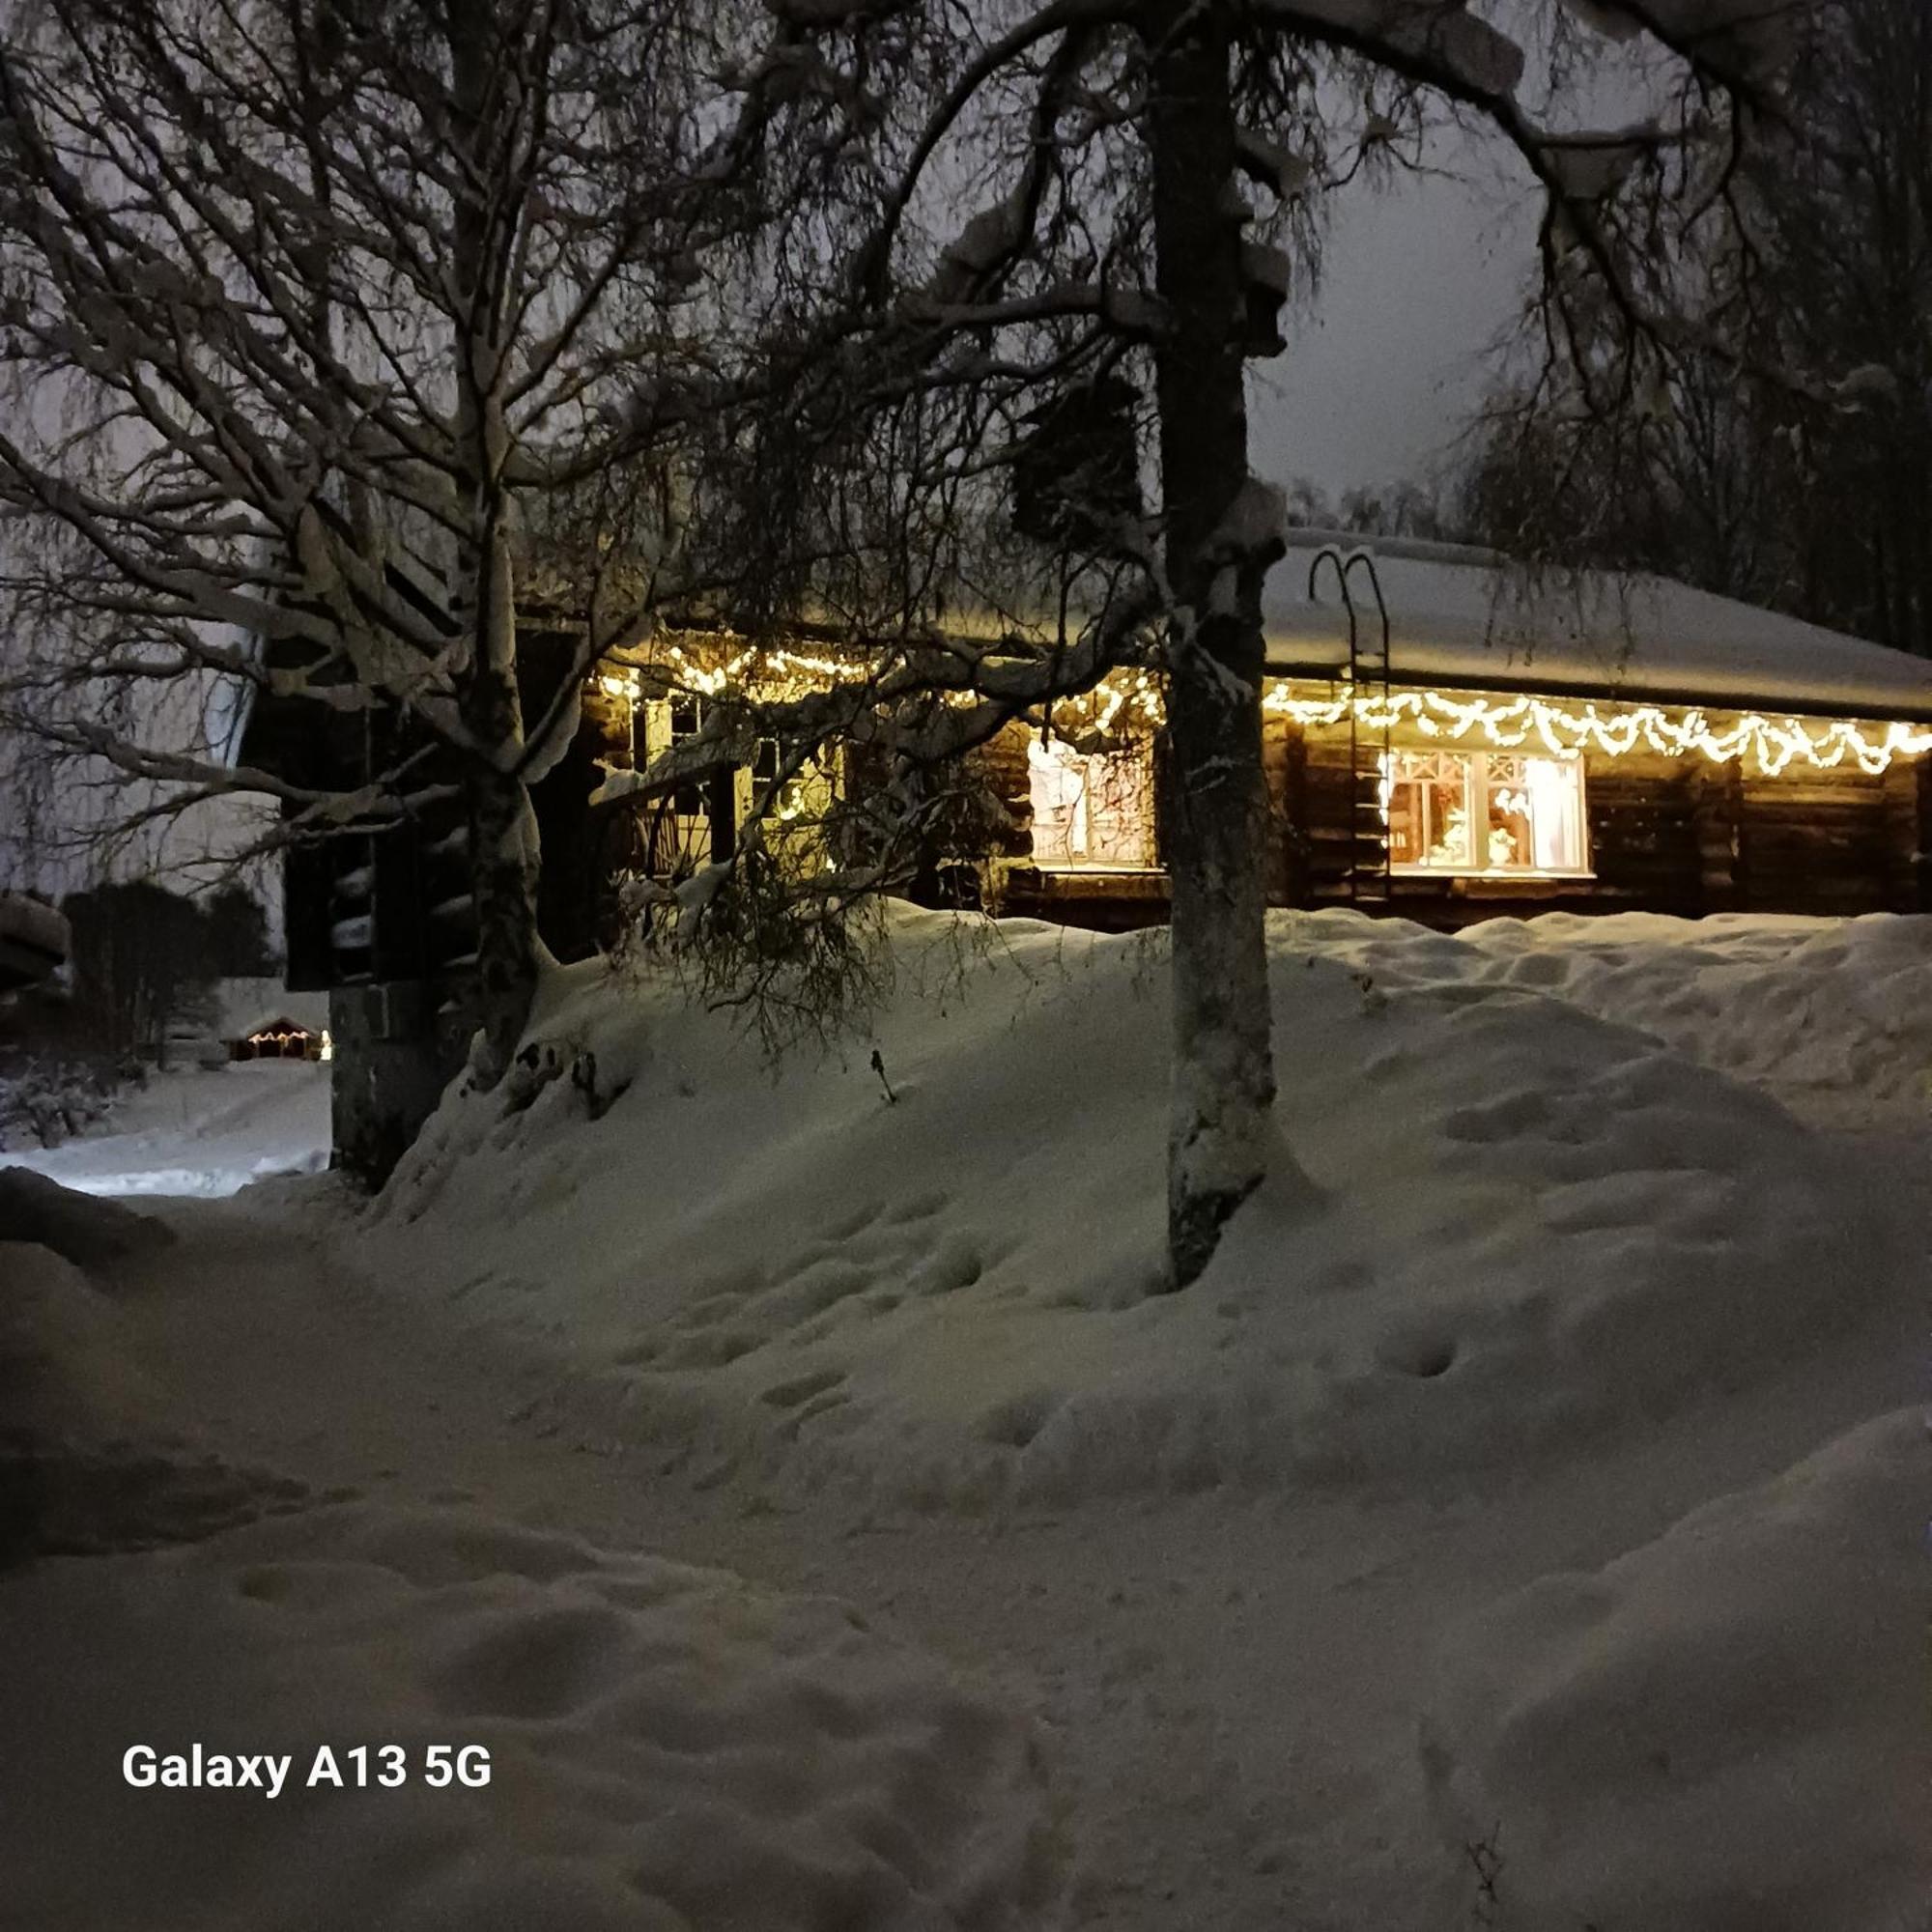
xmin=1382 ymin=745 xmax=1594 ymax=880
xmin=628 ymin=695 xmax=720 ymax=858
xmin=1026 ymin=731 xmax=1162 ymax=874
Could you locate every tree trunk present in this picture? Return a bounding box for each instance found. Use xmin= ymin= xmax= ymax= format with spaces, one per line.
xmin=1144 ymin=0 xmax=1284 ymax=1287
xmin=446 ymin=0 xmax=542 ymax=1084
xmin=465 ymin=529 xmax=543 ymax=1083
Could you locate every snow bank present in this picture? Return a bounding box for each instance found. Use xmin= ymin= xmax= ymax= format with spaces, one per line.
xmin=1422 ymin=1408 xmax=1932 ymax=1931
xmin=0 ymin=1058 xmax=329 ymax=1197
xmin=3 ymin=1184 xmax=176 ymax=1460
xmin=1 ymin=1238 xmax=163 ymax=1446
xmin=0 ymin=1167 xmax=175 ymax=1270
xmin=366 ymin=911 xmax=1906 ymax=1504
xmin=2 ymin=1184 xmax=308 ymax=1562
xmin=0 ymin=890 xmax=69 ymax=987
xmin=1288 ymin=906 xmax=1932 ymax=1128
xmin=0 ymin=1503 xmax=1065 ymax=1932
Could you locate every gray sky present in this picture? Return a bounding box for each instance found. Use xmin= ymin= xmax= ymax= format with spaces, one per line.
xmin=1249 ymin=0 xmax=1661 ymax=506
xmin=1250 ymin=153 xmax=1542 ymax=501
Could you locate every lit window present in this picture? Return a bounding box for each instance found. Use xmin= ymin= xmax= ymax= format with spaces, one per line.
xmin=750 ymin=735 xmax=816 ymax=821
xmin=667 ymin=695 xmax=707 ymax=817
xmin=628 ymin=694 xmax=721 ymax=876
xmin=1028 ymin=734 xmax=1158 ymax=869
xmin=1384 ymin=749 xmax=1588 ymax=876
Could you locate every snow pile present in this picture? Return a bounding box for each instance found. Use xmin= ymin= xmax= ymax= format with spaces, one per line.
xmin=0 ymin=1166 xmax=176 ymax=1269
xmin=368 ymin=911 xmax=1903 ymax=1503
xmin=1 ymin=1179 xmax=307 ymax=1562
xmin=0 ymin=1503 xmax=1065 ymax=1932
xmin=1422 ymin=1407 xmax=1931 ymax=1931
xmin=2 ymin=1238 xmax=164 ymax=1449
xmin=1287 ymin=907 xmax=1932 ymax=1127
xmin=0 ymin=1058 xmax=329 ymax=1197
xmin=0 ymin=890 xmax=69 ymax=985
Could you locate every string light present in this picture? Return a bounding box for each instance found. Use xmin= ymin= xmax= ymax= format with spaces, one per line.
xmin=1260 ymin=683 xmax=1932 ymax=778
xmin=1055 ymin=668 xmax=1164 ymax=737
xmin=596 ymin=644 xmax=1932 ymax=780
xmin=655 ymin=639 xmax=878 ymax=696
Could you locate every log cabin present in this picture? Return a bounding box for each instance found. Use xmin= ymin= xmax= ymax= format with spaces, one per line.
xmin=248 ymin=527 xmax=1932 ymax=1174
xmin=577 ymin=529 xmax=1932 ymax=937
xmin=255 ymin=526 xmax=1932 ymax=980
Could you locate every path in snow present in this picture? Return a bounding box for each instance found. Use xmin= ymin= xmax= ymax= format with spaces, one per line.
xmin=16 ymin=911 xmax=1931 ymax=1924
xmin=96 ymin=1179 xmax=1927 ymax=1932
xmin=0 ymin=1060 xmax=328 ymax=1198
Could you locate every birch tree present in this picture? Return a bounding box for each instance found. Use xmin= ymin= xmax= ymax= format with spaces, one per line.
xmin=0 ymin=0 xmax=868 ymax=1077
xmin=633 ymin=0 xmax=1812 ymax=1284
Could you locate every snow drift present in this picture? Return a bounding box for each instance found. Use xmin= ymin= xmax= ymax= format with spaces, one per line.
xmin=366 ymin=909 xmax=1913 ymax=1504
xmin=2 ymin=1178 xmax=307 ymax=1563
xmin=1289 ymin=906 xmax=1932 ymax=1129
xmin=1423 ymin=1406 xmax=1932 ymax=1931
xmin=0 ymin=1166 xmax=176 ymax=1269
xmin=0 ymin=1503 xmax=1065 ymax=1932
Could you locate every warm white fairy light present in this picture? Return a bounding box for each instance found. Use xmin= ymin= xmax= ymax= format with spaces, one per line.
xmin=657 ymin=639 xmax=877 ymax=696
xmin=1261 ymin=683 xmax=1932 ymax=778
xmin=597 ymin=645 xmax=1932 ymax=780
xmin=1061 ymin=667 xmax=1164 ymax=736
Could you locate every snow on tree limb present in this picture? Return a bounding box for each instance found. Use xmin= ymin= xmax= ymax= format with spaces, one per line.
xmin=1234 ymin=128 xmax=1316 ymax=200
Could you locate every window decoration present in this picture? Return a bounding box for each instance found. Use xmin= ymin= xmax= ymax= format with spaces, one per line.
xmin=1384 ymin=748 xmax=1589 ymax=876
xmin=1028 ymin=734 xmax=1158 ymax=869
xmin=666 ymin=695 xmax=707 ymax=817
xmin=619 ymin=693 xmax=722 ymax=876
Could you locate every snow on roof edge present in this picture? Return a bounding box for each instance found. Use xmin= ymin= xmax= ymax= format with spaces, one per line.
xmin=1264 ymin=530 xmax=1932 ymax=724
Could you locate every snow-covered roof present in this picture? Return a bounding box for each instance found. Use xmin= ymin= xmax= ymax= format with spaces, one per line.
xmin=1264 ymin=530 xmax=1932 ymax=722
xmin=212 ymin=977 xmax=329 ymax=1040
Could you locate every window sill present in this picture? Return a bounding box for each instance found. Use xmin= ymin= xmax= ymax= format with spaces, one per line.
xmin=1033 ymin=865 xmax=1167 ymax=877
xmin=1390 ymin=868 xmax=1598 ymax=886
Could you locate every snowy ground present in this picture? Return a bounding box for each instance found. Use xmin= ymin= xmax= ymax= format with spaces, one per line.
xmin=1 ymin=908 xmax=1926 ymax=1929
xmin=371 ymin=909 xmax=1918 ymax=1500
xmin=4 ymin=1503 xmax=1063 ymax=1932
xmin=0 ymin=1057 xmax=328 ymax=1196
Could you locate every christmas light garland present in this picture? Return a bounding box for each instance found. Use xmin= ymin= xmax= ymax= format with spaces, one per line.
xmin=1259 ymin=684 xmax=1932 ymax=778
xmin=597 ymin=653 xmax=1932 ymax=780
xmin=597 ymin=641 xmax=874 ymax=705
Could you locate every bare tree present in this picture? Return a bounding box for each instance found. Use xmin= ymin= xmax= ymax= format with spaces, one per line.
xmin=1762 ymin=0 xmax=1932 ymax=651
xmin=1463 ymin=0 xmax=1930 ymax=655
xmin=628 ymin=0 xmax=1813 ymax=1284
xmin=0 ymin=0 xmax=1813 ymax=1272
xmin=0 ymin=0 xmax=871 ymax=1079
xmin=61 ymin=879 xmax=217 ymax=1064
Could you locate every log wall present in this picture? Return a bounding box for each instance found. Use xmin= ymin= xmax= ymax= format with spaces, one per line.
xmin=568 ymin=683 xmax=1932 ymax=936
xmin=1275 ymin=711 xmax=1926 ymax=924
